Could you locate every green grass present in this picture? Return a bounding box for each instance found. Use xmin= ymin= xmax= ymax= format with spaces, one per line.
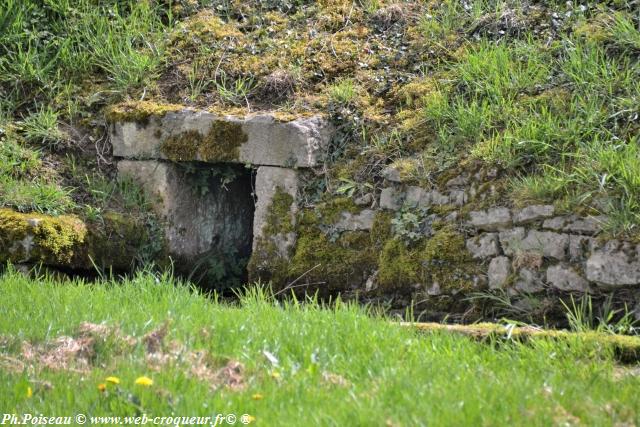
xmin=0 ymin=136 xmax=75 ymax=215
xmin=1 ymin=268 xmax=639 ymax=425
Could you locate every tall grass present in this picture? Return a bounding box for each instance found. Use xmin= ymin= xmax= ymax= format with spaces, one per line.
xmin=0 ymin=269 xmax=639 ymax=425
xmin=0 ymin=0 xmax=169 ymax=126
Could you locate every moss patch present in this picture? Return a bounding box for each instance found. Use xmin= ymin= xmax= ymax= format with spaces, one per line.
xmin=0 ymin=209 xmax=160 ymax=271
xmin=263 ymin=189 xmax=295 ymax=236
xmin=421 ymin=225 xmax=479 ymax=293
xmin=377 ymin=239 xmax=421 ymax=289
xmin=161 ymin=120 xmax=248 ymax=162
xmin=105 ymin=101 xmax=185 ymax=124
xmin=85 ymin=212 xmax=156 ymax=271
xmin=0 ymin=209 xmax=87 ymax=265
xmin=407 ymin=322 xmax=640 ymax=364
xmin=288 ymin=228 xmax=377 ymax=293
xmin=377 ymin=225 xmax=480 ymax=293
xmin=248 ymin=187 xmax=296 ymax=285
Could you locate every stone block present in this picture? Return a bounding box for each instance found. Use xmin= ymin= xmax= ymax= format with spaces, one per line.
xmin=514 ymin=268 xmax=545 ymax=293
xmin=334 ymin=210 xmax=376 ymax=232
xmin=404 ymin=187 xmax=450 ymax=208
xmin=542 ymin=216 xmax=573 ymax=231
xmin=586 ymin=252 xmax=640 ymax=288
xmin=547 ymin=264 xmax=590 ymax=292
xmin=498 ymin=228 xmax=526 ymax=256
xmin=569 ymin=235 xmax=594 ymax=262
xmin=466 ymin=233 xmax=500 ymax=259
xmin=520 ymin=231 xmax=569 ymax=260
xmin=563 ymin=215 xmax=607 ymax=235
xmin=488 ymin=256 xmax=512 ymax=289
xmin=513 ymin=205 xmax=555 ymax=224
xmin=381 ymin=165 xmax=402 ymax=182
xmin=468 ymin=208 xmax=512 ymax=231
xmin=252 ymin=166 xmax=299 ymax=257
xmin=380 ymin=187 xmax=401 ymax=210
xmin=111 ymin=110 xmax=332 ymax=168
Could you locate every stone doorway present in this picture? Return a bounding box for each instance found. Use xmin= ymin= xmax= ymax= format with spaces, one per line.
xmin=117 ymin=160 xmax=255 ymax=290
xmin=111 ymin=109 xmax=333 ymax=289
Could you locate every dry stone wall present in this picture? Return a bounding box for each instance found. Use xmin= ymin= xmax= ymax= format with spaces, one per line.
xmin=376 ymin=166 xmax=640 ymax=297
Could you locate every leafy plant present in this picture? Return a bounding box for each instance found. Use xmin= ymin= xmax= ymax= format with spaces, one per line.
xmin=391 ymin=206 xmax=431 ymax=244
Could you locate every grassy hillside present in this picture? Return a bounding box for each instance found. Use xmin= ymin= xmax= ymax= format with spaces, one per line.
xmin=1 ymin=268 xmax=639 ymax=425
xmin=2 ymin=0 xmax=640 ymax=235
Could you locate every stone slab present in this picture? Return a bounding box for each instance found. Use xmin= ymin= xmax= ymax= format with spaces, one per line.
xmin=111 ymin=110 xmax=332 ymax=168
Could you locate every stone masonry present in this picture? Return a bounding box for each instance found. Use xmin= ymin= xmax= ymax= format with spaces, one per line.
xmin=109 ymin=106 xmax=640 ymax=301
xmin=111 ymin=109 xmax=333 ymax=276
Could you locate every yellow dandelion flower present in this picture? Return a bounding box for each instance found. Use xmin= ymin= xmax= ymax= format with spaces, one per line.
xmin=105 ymin=376 xmax=120 ymax=385
xmin=26 ymin=387 xmax=33 ymax=398
xmin=251 ymin=393 xmax=264 ymax=400
xmin=270 ymin=370 xmax=281 ymax=379
xmin=134 ymin=376 xmax=153 ymax=386
xmin=98 ymin=383 xmax=107 ymax=393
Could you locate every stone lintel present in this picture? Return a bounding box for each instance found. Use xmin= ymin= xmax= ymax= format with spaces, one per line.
xmin=110 ymin=110 xmax=332 ymax=168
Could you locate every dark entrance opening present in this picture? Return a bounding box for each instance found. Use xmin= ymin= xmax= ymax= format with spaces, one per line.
xmin=170 ymin=162 xmax=255 ymax=291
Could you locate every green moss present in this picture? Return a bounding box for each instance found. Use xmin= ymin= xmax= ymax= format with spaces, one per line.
xmin=161 ymin=120 xmax=248 ymax=162
xmin=315 ymin=197 xmax=360 ymax=223
xmin=248 ymin=187 xmax=295 ymax=285
xmin=169 ymin=10 xmax=241 ymax=50
xmin=377 ymin=239 xmax=421 ymax=289
xmin=421 ymin=225 xmax=478 ymax=293
xmin=105 ymin=101 xmax=185 ymax=124
xmin=0 ymin=209 xmax=162 ymax=271
xmin=370 ymin=211 xmax=393 ymax=243
xmin=86 ymin=212 xmax=154 ymax=270
xmin=198 ymin=120 xmax=248 ymax=162
xmin=409 ymin=322 xmax=640 ymax=363
xmin=377 ymin=225 xmax=479 ymax=293
xmin=396 ymin=77 xmax=440 ymax=108
xmin=388 ymin=158 xmax=421 ymax=183
xmin=0 ymin=209 xmax=86 ymax=265
xmin=263 ymin=189 xmax=295 ymax=236
xmin=289 ymin=229 xmax=377 ymax=292
xmin=253 ymin=198 xmax=383 ymax=291
xmin=161 ymin=130 xmax=200 ymax=161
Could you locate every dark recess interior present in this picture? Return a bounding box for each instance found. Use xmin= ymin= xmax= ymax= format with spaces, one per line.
xmin=175 ymin=162 xmax=255 ymax=292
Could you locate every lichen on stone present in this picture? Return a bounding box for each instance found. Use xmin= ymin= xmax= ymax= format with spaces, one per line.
xmin=263 ymin=188 xmax=295 ymax=236
xmin=248 ymin=187 xmax=296 ymax=285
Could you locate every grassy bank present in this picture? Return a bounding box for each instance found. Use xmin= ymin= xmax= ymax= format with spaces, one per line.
xmin=0 ymin=268 xmax=639 ymax=425
xmin=2 ymin=1 xmax=640 ymax=233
